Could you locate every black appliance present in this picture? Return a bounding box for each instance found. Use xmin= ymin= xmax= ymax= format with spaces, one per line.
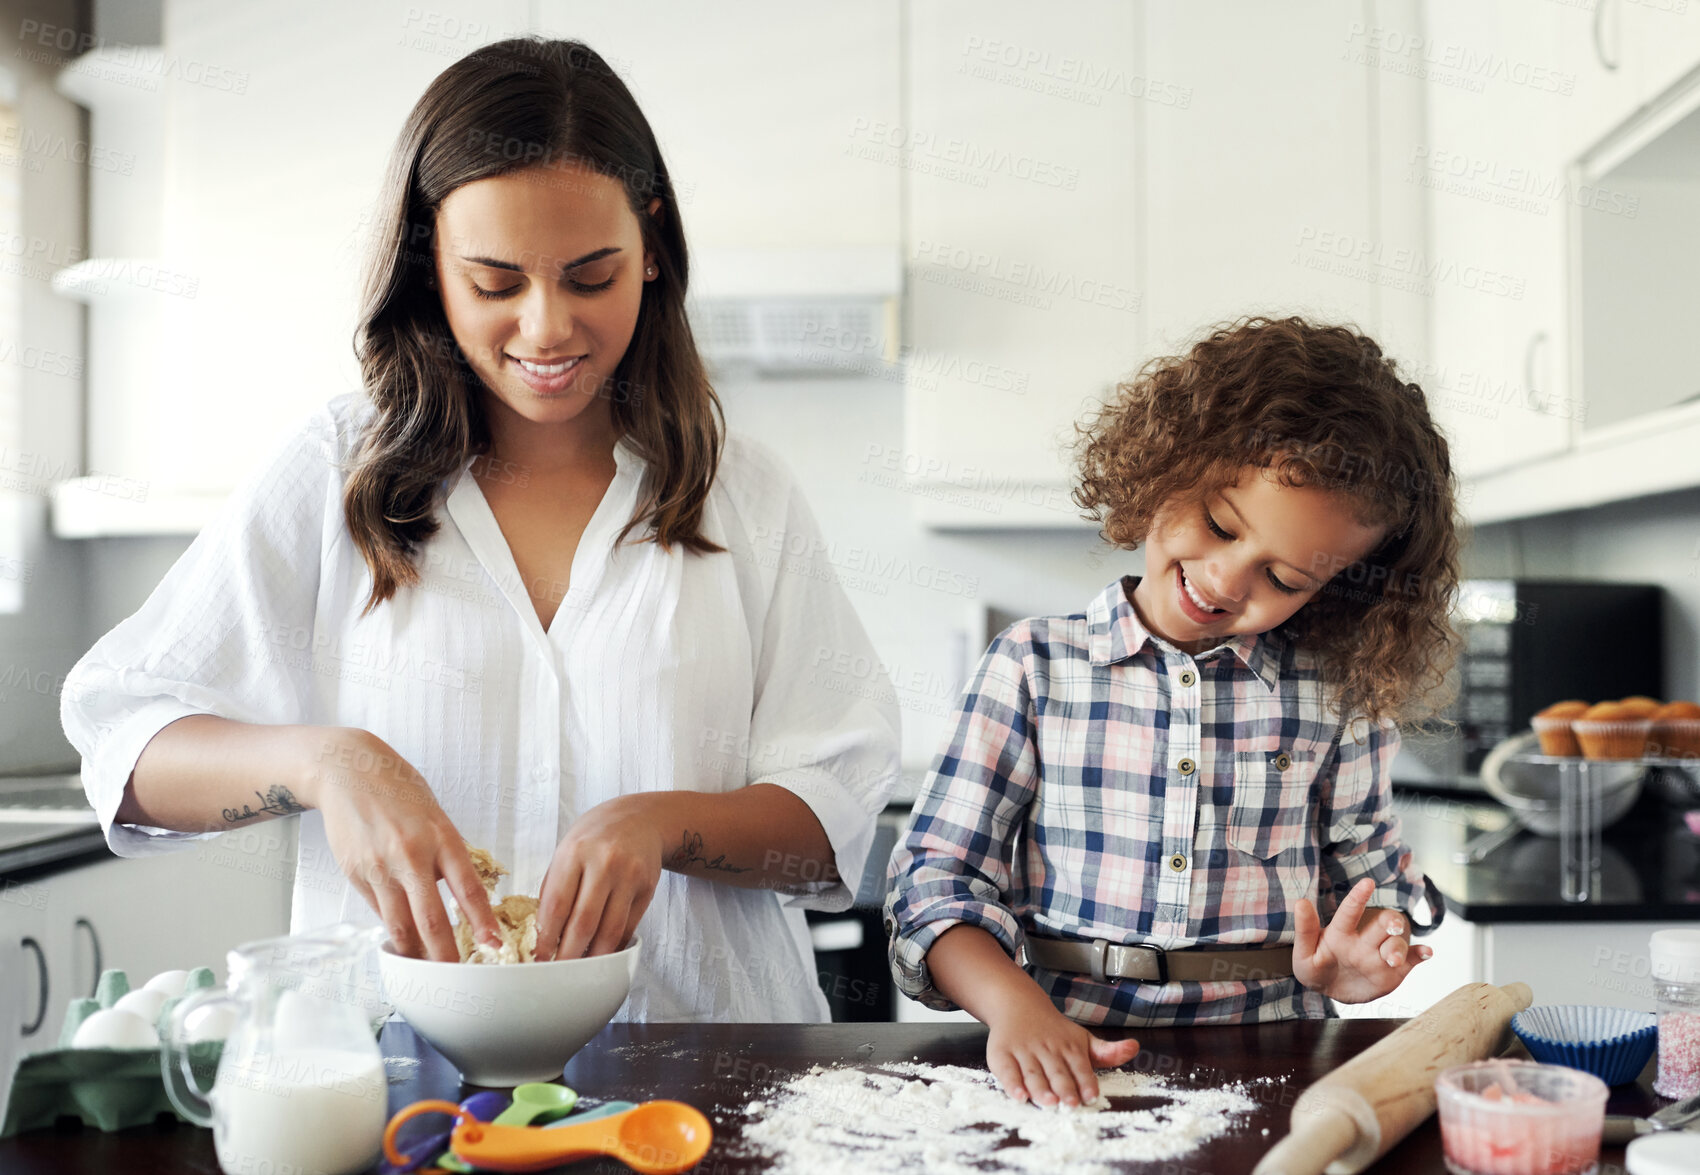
xmin=1394 ymin=579 xmax=1664 ymax=791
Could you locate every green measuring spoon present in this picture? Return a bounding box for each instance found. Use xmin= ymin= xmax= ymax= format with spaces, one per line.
xmin=492 ymin=1082 xmax=579 ymax=1126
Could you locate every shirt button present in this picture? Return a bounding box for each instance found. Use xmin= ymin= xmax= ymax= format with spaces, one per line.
xmin=1169 ymin=853 xmax=1188 ymax=872
xmin=1274 ymin=752 xmax=1292 ymax=771
xmin=1177 ymin=758 xmax=1196 ymax=775
xmin=1178 ymin=671 xmax=1196 ymax=687
xmin=531 ymin=766 xmax=552 ymax=781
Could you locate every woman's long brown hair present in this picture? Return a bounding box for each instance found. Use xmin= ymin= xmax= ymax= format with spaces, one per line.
xmin=1075 ymin=316 xmax=1463 ymax=726
xmin=345 ymin=37 xmax=723 ymax=613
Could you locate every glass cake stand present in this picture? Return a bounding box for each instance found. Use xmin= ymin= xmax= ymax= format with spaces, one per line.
xmin=1511 ymin=753 xmax=1698 ymax=902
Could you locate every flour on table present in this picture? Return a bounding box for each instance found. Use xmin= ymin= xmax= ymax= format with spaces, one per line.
xmin=734 ymin=1060 xmax=1256 ymax=1175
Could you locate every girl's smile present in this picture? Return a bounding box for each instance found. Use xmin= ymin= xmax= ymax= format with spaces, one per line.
xmin=1133 ymin=467 xmax=1388 ymax=655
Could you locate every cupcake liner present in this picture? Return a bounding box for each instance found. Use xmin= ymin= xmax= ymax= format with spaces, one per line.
xmin=1531 ymin=715 xmax=1582 ymax=758
xmin=1573 ymin=718 xmax=1651 ymax=761
xmin=1512 ymin=1005 xmax=1658 ymax=1086
xmin=1651 ymin=719 xmax=1700 ymax=760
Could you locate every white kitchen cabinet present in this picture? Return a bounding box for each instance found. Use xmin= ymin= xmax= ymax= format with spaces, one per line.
xmin=1423 ymin=0 xmax=1700 ymax=515
xmin=8 ymin=837 xmax=291 ymax=1048
xmin=1543 ymin=0 xmax=1700 ymax=161
xmin=1547 ymin=0 xmax=1650 ymax=163
xmin=1339 ymin=915 xmax=1679 ymax=1018
xmin=1482 ymin=921 xmax=1670 ymax=1012
xmin=0 ymin=876 xmax=51 ymax=1044
xmin=899 ymin=0 xmax=1140 ymax=526
xmin=902 ymin=0 xmax=1427 ymax=528
xmin=1423 ymin=1 xmax=1575 ymax=480
xmin=534 ymin=0 xmax=901 ymax=253
xmin=1633 ymin=0 xmax=1700 ymax=106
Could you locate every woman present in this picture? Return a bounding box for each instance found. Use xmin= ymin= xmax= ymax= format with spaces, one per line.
xmin=60 ymin=37 xmax=899 ymax=1022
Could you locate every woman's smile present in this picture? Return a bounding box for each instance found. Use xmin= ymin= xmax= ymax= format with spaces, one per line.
xmin=507 ymin=352 xmax=587 ymax=394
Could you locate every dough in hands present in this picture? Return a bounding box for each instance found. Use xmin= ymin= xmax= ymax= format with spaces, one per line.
xmin=452 ymin=846 xmax=541 ymax=964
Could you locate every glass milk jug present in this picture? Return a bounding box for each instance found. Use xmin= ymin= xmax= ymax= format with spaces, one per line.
xmin=163 ymin=924 xmax=390 ymax=1175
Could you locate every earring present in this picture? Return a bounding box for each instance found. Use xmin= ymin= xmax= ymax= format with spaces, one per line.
xmin=646 ymin=266 xmax=656 ymax=278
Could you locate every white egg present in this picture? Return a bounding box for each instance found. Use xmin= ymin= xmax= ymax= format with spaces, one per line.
xmin=142 ymin=970 xmax=190 ymax=998
xmin=181 ymin=1002 xmax=239 ymax=1044
xmin=113 ymin=988 xmax=169 ymax=1024
xmin=72 ymin=1008 xmax=159 ymax=1049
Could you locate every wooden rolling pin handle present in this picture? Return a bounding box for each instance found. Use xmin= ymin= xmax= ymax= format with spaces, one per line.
xmin=1252 ymin=1102 xmax=1364 ymax=1175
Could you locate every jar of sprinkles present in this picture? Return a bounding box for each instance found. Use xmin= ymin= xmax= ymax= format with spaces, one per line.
xmin=1652 ymin=929 xmax=1700 ymax=1099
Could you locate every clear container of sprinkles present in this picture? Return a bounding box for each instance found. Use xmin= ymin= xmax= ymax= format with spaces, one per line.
xmin=1651 ymin=929 xmax=1700 ymax=1099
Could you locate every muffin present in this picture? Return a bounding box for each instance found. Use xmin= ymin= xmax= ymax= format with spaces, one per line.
xmin=1618 ymin=696 xmax=1663 ymax=719
xmin=1532 ymin=700 xmax=1589 ymax=758
xmin=1573 ymin=701 xmax=1652 ymax=760
xmin=1651 ymin=700 xmax=1700 ymax=760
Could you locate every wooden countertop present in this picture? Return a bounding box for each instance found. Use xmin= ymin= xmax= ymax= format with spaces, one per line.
xmin=0 ymin=1017 xmax=1664 ymax=1173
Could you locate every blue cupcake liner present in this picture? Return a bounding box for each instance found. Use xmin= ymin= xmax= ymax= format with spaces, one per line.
xmin=1512 ymin=1004 xmax=1658 ymax=1086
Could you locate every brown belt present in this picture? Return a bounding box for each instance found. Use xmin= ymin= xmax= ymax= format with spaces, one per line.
xmin=1024 ymin=934 xmax=1295 ymax=984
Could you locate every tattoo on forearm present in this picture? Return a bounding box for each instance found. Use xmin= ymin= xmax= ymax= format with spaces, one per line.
xmin=669 ymin=830 xmax=750 ymax=875
xmin=222 ymin=785 xmax=306 ymax=824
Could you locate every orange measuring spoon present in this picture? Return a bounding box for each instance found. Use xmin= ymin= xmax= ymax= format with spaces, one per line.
xmin=445 ymin=1099 xmax=712 ymax=1174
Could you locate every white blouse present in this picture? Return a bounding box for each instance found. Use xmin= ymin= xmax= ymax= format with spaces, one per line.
xmin=61 ymin=394 xmax=901 ymax=1022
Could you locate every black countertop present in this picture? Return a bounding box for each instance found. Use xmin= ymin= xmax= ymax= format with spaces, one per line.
xmin=0 ymin=824 xmax=108 ymax=879
xmin=11 ymin=781 xmax=1699 ymax=923
xmin=0 ymin=776 xmax=108 ymax=880
xmin=1394 ymin=784 xmax=1700 ymax=923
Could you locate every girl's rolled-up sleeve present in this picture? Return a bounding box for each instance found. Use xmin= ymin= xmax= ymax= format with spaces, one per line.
xmin=1317 ymin=716 xmax=1426 ymax=921
xmin=885 ymin=629 xmax=1039 ymax=1011
xmin=737 ymin=446 xmax=901 ymax=913
xmin=60 ymin=407 xmax=341 ymax=856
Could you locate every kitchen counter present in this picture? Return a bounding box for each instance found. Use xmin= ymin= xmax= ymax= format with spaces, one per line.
xmin=0 ymin=1017 xmax=1665 ymax=1173
xmin=0 ymin=823 xmax=106 ymax=878
xmin=1394 ymin=784 xmax=1700 ymax=922
xmin=0 ymin=775 xmax=107 ymax=880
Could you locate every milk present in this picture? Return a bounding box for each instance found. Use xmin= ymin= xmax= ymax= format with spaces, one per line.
xmin=210 ymin=1046 xmax=386 ymax=1175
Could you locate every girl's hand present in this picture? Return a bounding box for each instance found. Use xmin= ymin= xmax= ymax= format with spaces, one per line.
xmin=984 ymin=987 xmax=1141 ymax=1108
xmin=534 ymin=794 xmax=665 ymax=961
xmin=1292 ymin=877 xmax=1433 ymax=1003
xmin=299 ymin=726 xmax=501 ymax=963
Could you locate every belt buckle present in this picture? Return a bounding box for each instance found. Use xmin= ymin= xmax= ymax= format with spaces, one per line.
xmin=1091 ymin=941 xmax=1168 ymax=983
xmin=1133 ymin=945 xmax=1169 ymax=984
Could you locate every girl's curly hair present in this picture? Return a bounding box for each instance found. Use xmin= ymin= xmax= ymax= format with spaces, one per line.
xmin=1074 ymin=316 xmax=1462 ymax=726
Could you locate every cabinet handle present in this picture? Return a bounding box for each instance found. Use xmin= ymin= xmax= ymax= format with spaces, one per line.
xmin=1524 ymin=331 xmax=1550 ymax=412
xmin=74 ymin=917 xmax=101 ymax=998
xmin=19 ymin=936 xmax=47 ymax=1037
xmin=1593 ymin=0 xmax=1621 ymax=71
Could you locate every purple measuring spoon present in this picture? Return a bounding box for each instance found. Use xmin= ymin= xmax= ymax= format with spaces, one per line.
xmin=380 ymin=1089 xmax=510 ymax=1174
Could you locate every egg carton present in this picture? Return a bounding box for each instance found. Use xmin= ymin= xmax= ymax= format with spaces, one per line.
xmin=1 ymin=966 xmax=223 ymax=1137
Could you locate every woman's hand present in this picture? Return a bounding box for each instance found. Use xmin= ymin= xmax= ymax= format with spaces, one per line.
xmin=533 ymin=794 xmax=666 ymax=961
xmin=296 ymin=726 xmax=500 ymax=963
xmin=985 ymin=986 xmax=1141 ymax=1107
xmin=1292 ymin=877 xmax=1432 ymax=1003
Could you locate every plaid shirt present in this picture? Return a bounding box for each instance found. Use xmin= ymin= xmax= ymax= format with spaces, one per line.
xmin=885 ymin=575 xmax=1425 ymax=1026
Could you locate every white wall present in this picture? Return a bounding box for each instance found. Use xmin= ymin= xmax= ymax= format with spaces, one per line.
xmin=0 ymin=0 xmax=89 ymax=773
xmin=1465 ymin=487 xmax=1700 ymax=703
xmin=717 ymin=371 xmax=1134 ymax=772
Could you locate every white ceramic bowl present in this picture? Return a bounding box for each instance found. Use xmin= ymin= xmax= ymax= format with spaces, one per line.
xmin=377 ymin=938 xmax=639 ymax=1086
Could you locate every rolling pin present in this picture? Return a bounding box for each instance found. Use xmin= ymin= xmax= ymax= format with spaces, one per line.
xmin=1253 ymin=981 xmax=1533 ymax=1175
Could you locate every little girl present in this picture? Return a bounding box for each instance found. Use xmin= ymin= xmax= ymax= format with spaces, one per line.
xmin=886 ymin=316 xmax=1457 ymax=1106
